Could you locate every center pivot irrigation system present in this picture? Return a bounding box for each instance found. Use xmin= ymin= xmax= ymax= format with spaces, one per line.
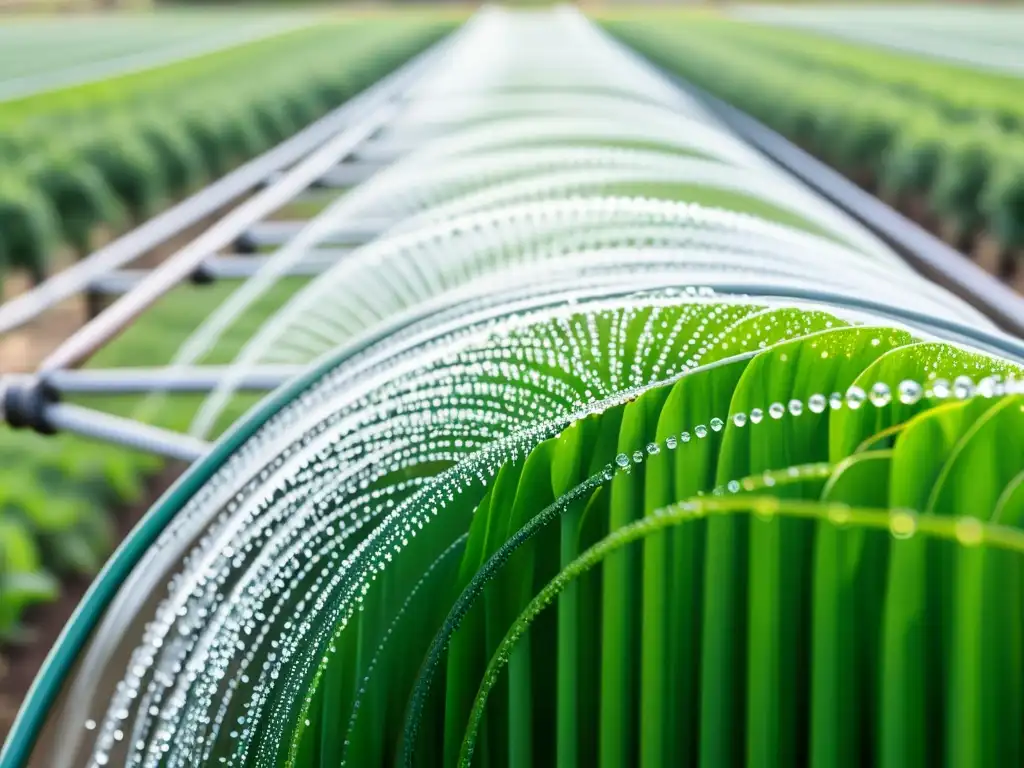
xmin=3 ymin=6 xmax=1024 ymax=768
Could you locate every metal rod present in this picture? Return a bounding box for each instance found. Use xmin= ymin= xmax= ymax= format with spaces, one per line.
xmin=44 ymin=403 xmax=211 ymax=462
xmin=239 ymin=219 xmax=391 ymax=247
xmin=39 ymin=107 xmax=397 ymax=373
xmin=88 ymin=249 xmax=353 ymax=293
xmin=45 ymin=365 xmax=304 ymax=394
xmin=317 ymin=161 xmax=388 ymax=188
xmin=262 ymin=161 xmax=385 ymax=189
xmin=0 ymin=33 xmax=450 ymax=338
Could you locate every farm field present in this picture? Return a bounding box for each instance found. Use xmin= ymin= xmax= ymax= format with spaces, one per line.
xmin=0 ymin=8 xmax=455 ymax=741
xmin=0 ymin=14 xmax=451 ymax=299
xmin=732 ymin=5 xmax=1024 ymax=76
xmin=3 ymin=6 xmax=1024 ymax=767
xmin=0 ymin=9 xmax=321 ymax=102
xmin=605 ymin=10 xmax=1024 ymax=284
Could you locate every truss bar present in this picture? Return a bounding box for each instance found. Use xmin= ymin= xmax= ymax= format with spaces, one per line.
xmin=352 ymin=138 xmax=416 ymax=163
xmin=45 ymin=403 xmax=210 ymax=462
xmin=87 ymin=250 xmax=352 ymax=293
xmin=0 ymin=31 xmax=452 ymax=337
xmin=37 ymin=87 xmax=411 ymax=373
xmin=263 ymin=160 xmax=386 ymax=189
xmin=238 ymin=219 xmax=392 ymax=248
xmin=205 ymin=253 xmax=347 ymax=279
xmin=46 ymin=365 xmax=304 ymax=394
xmin=317 ymin=161 xmax=389 ymax=188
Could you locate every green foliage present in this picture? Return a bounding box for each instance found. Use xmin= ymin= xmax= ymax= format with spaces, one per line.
xmin=209 ymin=301 xmax=1024 ymax=767
xmin=0 ymin=175 xmax=60 ymax=285
xmin=24 ymin=153 xmax=125 ymax=255
xmin=930 ymin=127 xmax=999 ymax=235
xmin=879 ymin=114 xmax=945 ymax=198
xmin=0 ymin=276 xmax=305 ymax=640
xmin=981 ymin=144 xmax=1024 ymax=251
xmin=73 ymin=135 xmax=165 ymax=222
xmin=0 ymin=17 xmax=453 ymax=284
xmin=605 ymin=18 xmax=1024 ymax=251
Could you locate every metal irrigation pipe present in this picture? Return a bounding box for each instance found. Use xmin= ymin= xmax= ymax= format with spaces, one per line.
xmin=36 ymin=116 xmax=403 ymax=374
xmin=45 ymin=404 xmax=211 ymax=463
xmin=0 ymin=30 xmax=453 ymax=339
xmin=44 ymin=365 xmax=304 ymax=395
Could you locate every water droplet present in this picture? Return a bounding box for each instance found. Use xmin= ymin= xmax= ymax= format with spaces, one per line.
xmin=955 ymin=516 xmax=983 ymax=547
xmin=890 ymin=511 xmax=917 ymax=540
xmin=749 ymin=408 xmax=764 ymax=424
xmin=710 ymin=417 xmax=724 ymax=432
xmin=808 ymin=394 xmax=827 ymax=414
xmin=932 ymin=379 xmax=951 ymax=399
xmin=898 ymin=379 xmax=922 ymax=405
xmin=845 ymin=386 xmax=866 ymax=410
xmin=632 ymin=450 xmax=644 ymax=464
xmin=977 ymin=376 xmax=997 ymax=398
xmin=665 ymin=436 xmax=678 ymax=450
xmin=615 ymin=453 xmax=629 ymax=468
xmin=84 ymin=719 xmax=96 ymax=731
xmin=681 ymin=431 xmax=692 ymax=443
xmin=768 ymin=402 xmax=785 ymax=420
xmin=754 ymin=498 xmax=778 ymax=521
xmin=727 ymin=480 xmax=740 ymax=493
xmin=829 ymin=391 xmax=843 ymax=410
xmin=732 ymin=412 xmax=747 ymax=427
xmin=788 ymin=399 xmax=803 ymax=416
xmin=646 ymin=442 xmax=660 ymax=456
xmin=953 ymin=375 xmax=975 ymax=400
xmin=695 ymin=425 xmax=708 ymax=439
xmin=869 ymin=382 xmax=891 ymax=407
xmin=828 ymin=506 xmax=851 ymax=527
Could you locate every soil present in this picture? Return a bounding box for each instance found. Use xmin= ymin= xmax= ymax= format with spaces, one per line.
xmin=0 ymin=201 xmax=238 ymax=375
xmin=0 ymin=463 xmax=184 ymax=746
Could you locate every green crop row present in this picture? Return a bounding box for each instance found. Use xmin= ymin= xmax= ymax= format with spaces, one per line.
xmin=279 ymin=302 xmax=1024 ymax=768
xmin=0 ymin=276 xmax=306 ymax=640
xmin=606 ymin=19 xmax=1024 ymax=259
xmin=0 ymin=15 xmax=453 ymax=294
xmin=674 ymin=18 xmax=1023 ymax=130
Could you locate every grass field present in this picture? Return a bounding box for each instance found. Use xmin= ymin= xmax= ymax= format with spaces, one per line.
xmin=0 ymin=9 xmax=320 ymax=102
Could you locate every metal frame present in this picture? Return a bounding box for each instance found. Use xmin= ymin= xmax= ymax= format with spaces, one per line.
xmin=0 ymin=28 xmax=463 ymax=460
xmin=2 ymin=15 xmax=1024 ymax=464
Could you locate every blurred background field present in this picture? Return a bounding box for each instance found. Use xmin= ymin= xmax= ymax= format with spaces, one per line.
xmin=0 ymin=0 xmax=1020 ymax=744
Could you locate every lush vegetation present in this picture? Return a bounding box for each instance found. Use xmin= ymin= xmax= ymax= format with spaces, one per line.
xmin=0 ymin=276 xmax=306 ymax=639
xmin=605 ymin=16 xmax=1024 ymax=272
xmin=286 ymin=305 xmax=1024 ymax=768
xmin=0 ymin=15 xmax=451 ymax=294
xmin=0 ymin=12 xmax=454 ymax=640
xmin=7 ymin=12 xmax=1024 ymax=768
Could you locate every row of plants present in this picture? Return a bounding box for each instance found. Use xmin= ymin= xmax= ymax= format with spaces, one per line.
xmin=673 ymin=17 xmax=1023 ymax=129
xmin=0 ymin=276 xmax=304 ymax=641
xmin=0 ymin=15 xmax=452 ymax=295
xmin=605 ymin=17 xmax=1024 ymax=276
